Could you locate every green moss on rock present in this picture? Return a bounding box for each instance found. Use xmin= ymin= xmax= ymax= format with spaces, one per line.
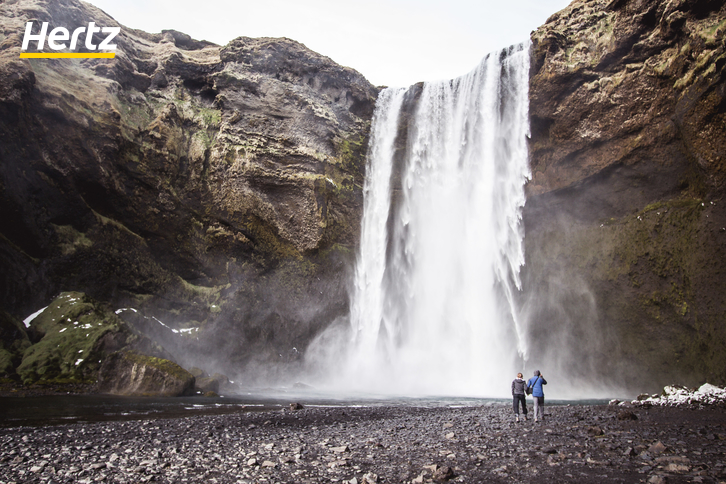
xmin=16 ymin=292 xmax=134 ymax=385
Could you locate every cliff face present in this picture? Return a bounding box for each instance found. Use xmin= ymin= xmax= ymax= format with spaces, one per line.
xmin=0 ymin=0 xmax=378 ymax=379
xmin=524 ymin=0 xmax=726 ymax=392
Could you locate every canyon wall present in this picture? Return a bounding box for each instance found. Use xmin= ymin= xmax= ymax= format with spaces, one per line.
xmin=1 ymin=0 xmax=725 ymax=394
xmin=524 ymin=0 xmax=726 ymax=392
xmin=0 ymin=0 xmax=378 ymax=382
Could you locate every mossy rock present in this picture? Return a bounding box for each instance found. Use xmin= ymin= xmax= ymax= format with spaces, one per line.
xmin=0 ymin=310 xmax=30 ymax=378
xmin=188 ymin=366 xmax=208 ymax=379
xmin=0 ymin=349 xmax=14 ymax=376
xmin=16 ymin=292 xmax=136 ymax=385
xmin=97 ymin=350 xmax=195 ymax=397
xmin=195 ymin=372 xmax=230 ymax=394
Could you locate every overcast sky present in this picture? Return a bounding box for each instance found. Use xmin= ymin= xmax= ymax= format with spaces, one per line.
xmin=85 ymin=0 xmax=573 ymax=87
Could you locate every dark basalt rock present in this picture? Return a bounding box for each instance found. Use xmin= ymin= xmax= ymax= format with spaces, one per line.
xmin=97 ymin=350 xmax=195 ymax=397
xmin=523 ymin=0 xmax=726 ymax=393
xmin=0 ymin=0 xmax=378 ymax=384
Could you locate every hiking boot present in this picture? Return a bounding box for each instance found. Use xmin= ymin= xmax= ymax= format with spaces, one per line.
xmin=515 ymin=416 xmax=519 ymax=422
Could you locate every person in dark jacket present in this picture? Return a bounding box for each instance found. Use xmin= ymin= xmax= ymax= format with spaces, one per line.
xmin=527 ymin=370 xmax=547 ymax=422
xmin=511 ymin=373 xmax=528 ymax=422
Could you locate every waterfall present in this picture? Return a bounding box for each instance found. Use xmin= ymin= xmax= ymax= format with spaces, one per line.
xmin=312 ymin=42 xmax=531 ymax=397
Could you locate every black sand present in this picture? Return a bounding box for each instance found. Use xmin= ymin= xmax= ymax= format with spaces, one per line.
xmin=1 ymin=402 xmax=725 ymax=483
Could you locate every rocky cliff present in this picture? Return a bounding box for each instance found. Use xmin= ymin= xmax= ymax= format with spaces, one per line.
xmin=524 ymin=0 xmax=726 ymax=392
xmin=2 ymin=0 xmax=724 ymax=396
xmin=0 ymin=0 xmax=378 ymax=383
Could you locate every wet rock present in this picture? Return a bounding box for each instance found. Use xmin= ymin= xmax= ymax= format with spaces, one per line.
xmin=648 ymin=442 xmax=667 ymax=454
xmin=617 ymin=410 xmax=638 ymax=420
xmin=1 ymin=400 xmax=725 ymax=483
xmin=188 ymin=367 xmax=208 ymax=379
xmin=97 ymin=351 xmax=195 ymax=397
xmin=432 ymin=465 xmax=455 ymax=481
xmin=195 ymin=376 xmax=220 ymax=394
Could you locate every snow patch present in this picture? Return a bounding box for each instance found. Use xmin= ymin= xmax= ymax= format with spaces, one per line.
xmin=632 ymin=383 xmax=726 ymax=407
xmin=115 ymin=308 xmax=138 ymax=314
xmin=23 ymin=306 xmax=49 ymax=328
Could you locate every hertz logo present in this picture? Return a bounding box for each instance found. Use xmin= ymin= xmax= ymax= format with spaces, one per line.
xmin=20 ymin=21 xmax=119 ymax=59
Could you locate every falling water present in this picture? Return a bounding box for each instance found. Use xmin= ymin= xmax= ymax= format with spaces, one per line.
xmin=312 ymin=42 xmax=531 ymax=397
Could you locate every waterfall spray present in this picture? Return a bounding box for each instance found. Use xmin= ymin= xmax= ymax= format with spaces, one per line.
xmin=310 ymin=42 xmax=531 ymax=397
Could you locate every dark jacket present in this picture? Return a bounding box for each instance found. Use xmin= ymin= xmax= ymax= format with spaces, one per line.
xmin=512 ymin=378 xmax=527 ymax=395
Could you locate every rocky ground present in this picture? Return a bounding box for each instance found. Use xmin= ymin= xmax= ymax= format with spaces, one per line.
xmin=1 ymin=402 xmax=725 ymax=484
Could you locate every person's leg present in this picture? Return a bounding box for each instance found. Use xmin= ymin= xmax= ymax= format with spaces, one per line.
xmin=521 ymin=395 xmax=528 ymax=419
xmin=513 ymin=395 xmax=518 ymax=416
xmin=536 ymin=397 xmax=544 ymax=420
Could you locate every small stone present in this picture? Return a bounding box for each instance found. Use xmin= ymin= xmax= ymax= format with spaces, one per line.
xmin=331 ymin=445 xmax=349 ymax=453
xmin=647 ymin=475 xmax=667 ymax=484
xmin=261 ymin=460 xmax=276 ymax=468
xmin=361 ymin=472 xmax=379 ymax=484
xmin=664 ymin=463 xmax=689 ymax=472
xmin=588 ymin=426 xmax=604 ymax=436
xmin=432 ymin=465 xmax=455 ymax=481
xmin=617 ymin=410 xmax=638 ymax=420
xmin=648 ymin=441 xmax=667 ymax=454
xmin=445 ymin=432 xmax=455 ymax=439
xmin=290 ymin=403 xmax=304 ymax=410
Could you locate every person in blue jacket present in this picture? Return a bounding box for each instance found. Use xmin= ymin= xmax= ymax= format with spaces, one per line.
xmin=527 ymin=370 xmax=547 ymax=422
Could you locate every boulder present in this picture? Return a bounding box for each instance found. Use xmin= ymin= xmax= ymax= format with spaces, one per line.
xmin=97 ymin=351 xmax=195 ymax=397
xmin=195 ymin=372 xmax=230 ymax=394
xmin=189 ymin=367 xmax=208 ymax=379
xmin=16 ymin=292 xmax=137 ymax=385
xmin=0 ymin=310 xmax=30 ymax=377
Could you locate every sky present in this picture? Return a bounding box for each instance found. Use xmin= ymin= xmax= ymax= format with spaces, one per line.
xmin=85 ymin=0 xmax=573 ymax=87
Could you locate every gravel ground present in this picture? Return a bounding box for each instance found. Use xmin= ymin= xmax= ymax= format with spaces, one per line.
xmin=1 ymin=402 xmax=725 ymax=483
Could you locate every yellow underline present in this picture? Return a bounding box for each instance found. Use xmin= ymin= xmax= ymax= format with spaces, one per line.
xmin=19 ymin=53 xmax=116 ymax=59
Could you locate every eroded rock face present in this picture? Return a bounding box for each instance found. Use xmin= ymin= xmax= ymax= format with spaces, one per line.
xmin=528 ymin=0 xmax=725 ymax=209
xmin=0 ymin=0 xmax=378 ymax=379
xmin=523 ymin=0 xmax=726 ymax=392
xmin=13 ymin=291 xmax=173 ymax=389
xmin=97 ymin=351 xmax=195 ymax=397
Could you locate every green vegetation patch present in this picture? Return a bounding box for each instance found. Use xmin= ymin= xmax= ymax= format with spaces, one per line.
xmin=17 ymin=292 xmax=132 ymax=385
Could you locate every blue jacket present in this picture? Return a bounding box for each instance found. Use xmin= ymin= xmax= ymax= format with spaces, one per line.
xmin=527 ymin=375 xmax=547 ymax=398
